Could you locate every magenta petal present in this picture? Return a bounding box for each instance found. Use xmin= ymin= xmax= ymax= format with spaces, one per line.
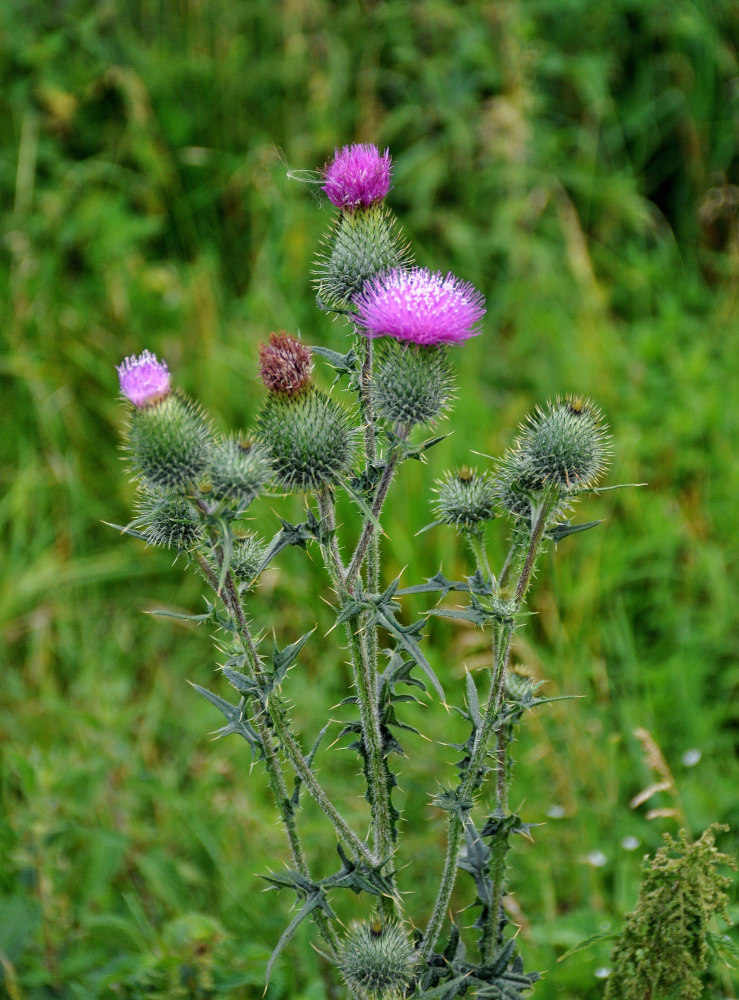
xmin=353 ymin=268 xmax=486 ymax=345
xmin=117 ymin=350 xmax=171 ymax=407
xmin=323 ymin=144 xmax=392 ymax=209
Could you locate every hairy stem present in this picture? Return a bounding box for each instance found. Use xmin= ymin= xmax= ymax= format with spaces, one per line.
xmin=193 ymin=551 xmax=340 ymax=957
xmin=346 ymin=424 xmax=409 ymax=587
xmin=420 ymin=497 xmax=556 ymax=960
xmin=196 ymin=550 xmax=376 ymax=866
xmin=316 ymin=490 xmax=398 ymax=915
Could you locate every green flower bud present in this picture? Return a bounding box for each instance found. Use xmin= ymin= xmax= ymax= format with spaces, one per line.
xmin=230 ymin=533 xmax=266 ymax=588
xmin=256 ymin=387 xmax=356 ymax=492
xmin=338 ymin=921 xmax=416 ymax=999
xmin=433 ymin=467 xmax=496 ymax=531
xmin=127 ymin=392 xmax=212 ymax=492
xmin=208 ymin=436 xmax=272 ymax=503
xmin=372 ymin=341 xmax=453 ymax=429
xmin=515 ymin=396 xmax=610 ymax=492
xmin=491 ymin=449 xmax=539 ymax=524
xmin=136 ymin=489 xmax=203 ymax=551
xmin=314 ymin=204 xmax=412 ymax=308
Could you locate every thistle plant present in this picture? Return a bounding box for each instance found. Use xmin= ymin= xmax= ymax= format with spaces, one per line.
xmin=112 ymin=143 xmax=629 ymax=999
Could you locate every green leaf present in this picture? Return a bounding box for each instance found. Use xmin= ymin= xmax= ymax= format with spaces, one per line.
xmin=264 ymin=890 xmax=334 ymax=986
xmin=102 ymin=520 xmax=149 ymax=542
xmin=556 ymin=929 xmax=617 ymax=962
xmin=341 ymin=475 xmax=386 ymax=535
xmin=411 ymin=973 xmax=471 ymax=999
xmin=547 ymin=518 xmax=602 ymax=542
xmin=271 ymin=627 xmax=316 ymax=686
xmin=465 ymin=670 xmax=483 ymax=730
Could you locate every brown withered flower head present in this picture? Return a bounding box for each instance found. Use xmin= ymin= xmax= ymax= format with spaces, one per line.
xmin=258 ymin=332 xmax=313 ymax=395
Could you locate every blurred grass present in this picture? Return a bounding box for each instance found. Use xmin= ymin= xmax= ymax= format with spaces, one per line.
xmin=1 ymin=0 xmax=738 ymax=996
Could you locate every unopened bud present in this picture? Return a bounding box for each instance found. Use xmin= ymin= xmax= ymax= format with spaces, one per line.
xmin=136 ymin=489 xmax=202 ymax=550
xmin=208 ymin=436 xmax=272 ymax=503
xmin=433 ymin=467 xmax=496 ymax=531
xmin=516 ymin=396 xmax=610 ymax=492
xmin=338 ymin=921 xmax=416 ymax=999
xmin=230 ymin=533 xmax=266 ymax=588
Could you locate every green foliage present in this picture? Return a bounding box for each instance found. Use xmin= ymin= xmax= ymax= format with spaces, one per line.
xmin=605 ymin=824 xmax=736 ymax=1000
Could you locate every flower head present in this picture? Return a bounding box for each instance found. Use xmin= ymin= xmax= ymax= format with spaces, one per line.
xmin=323 ymin=144 xmax=392 ymax=210
xmin=117 ymin=350 xmax=171 ymax=408
xmin=354 ymin=268 xmax=486 ymax=345
xmin=258 ymin=332 xmax=313 ymax=394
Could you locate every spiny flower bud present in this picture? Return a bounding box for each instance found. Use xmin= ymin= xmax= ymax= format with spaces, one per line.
xmin=338 ymin=921 xmax=416 ymax=999
xmin=433 ymin=467 xmax=497 ymax=531
xmin=136 ymin=489 xmax=203 ymax=551
xmin=514 ymin=396 xmax=611 ymax=492
xmin=371 ymin=340 xmax=453 ymax=430
xmin=208 ymin=436 xmax=272 ymax=503
xmin=256 ymin=387 xmax=356 ymax=493
xmin=117 ymin=350 xmax=171 ymax=408
xmin=322 ymin=144 xmax=392 ymax=210
xmin=354 ymin=267 xmax=486 ymax=345
xmin=258 ymin=332 xmax=313 ymax=395
xmin=314 ymin=204 xmax=412 ymax=308
xmin=126 ymin=392 xmax=213 ymax=493
xmin=230 ymin=533 xmax=266 ymax=588
xmin=491 ymin=450 xmax=539 ymax=524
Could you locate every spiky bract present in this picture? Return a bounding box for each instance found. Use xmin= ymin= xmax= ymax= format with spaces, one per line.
xmin=258 ymin=332 xmax=313 ymax=394
xmin=136 ymin=489 xmax=203 ymax=550
xmin=323 ymin=143 xmax=392 ymax=209
xmin=338 ymin=921 xmax=416 ymax=999
xmin=256 ymin=387 xmax=356 ymax=492
xmin=433 ymin=467 xmax=497 ymax=531
xmin=314 ymin=204 xmax=412 ymax=308
xmin=126 ymin=392 xmax=212 ymax=492
xmin=372 ymin=341 xmax=453 ymax=429
xmin=208 ymin=436 xmax=272 ymax=503
xmin=514 ymin=396 xmax=610 ymax=492
xmin=354 ymin=267 xmax=486 ymax=345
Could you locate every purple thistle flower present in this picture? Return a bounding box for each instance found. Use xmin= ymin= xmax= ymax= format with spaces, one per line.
xmin=117 ymin=350 xmax=171 ymax=407
xmin=354 ymin=268 xmax=486 ymax=345
xmin=323 ymin=144 xmax=392 ymax=210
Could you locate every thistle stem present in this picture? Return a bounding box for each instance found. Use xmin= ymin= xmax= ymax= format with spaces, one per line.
xmin=195 ymin=550 xmax=377 ymax=868
xmin=193 ymin=551 xmax=340 ymax=957
xmin=466 ymin=530 xmax=496 ymax=591
xmin=420 ymin=497 xmax=556 ymax=961
xmin=316 ymin=489 xmax=398 ymax=916
xmin=346 ymin=424 xmax=408 ymax=587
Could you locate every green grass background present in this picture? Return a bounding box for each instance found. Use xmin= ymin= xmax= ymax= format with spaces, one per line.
xmin=1 ymin=0 xmax=738 ymax=996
